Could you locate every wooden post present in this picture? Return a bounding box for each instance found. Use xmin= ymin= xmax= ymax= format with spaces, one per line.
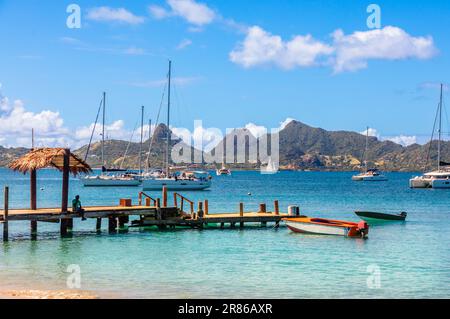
xmin=274 ymin=200 xmax=279 ymax=215
xmin=156 ymin=198 xmax=161 ymax=208
xmin=204 ymin=200 xmax=209 ymax=215
xmin=259 ymin=203 xmax=267 ymax=213
xmin=96 ymin=218 xmax=102 ymax=232
xmin=31 ymin=220 xmax=38 ymax=239
xmin=138 ymin=193 xmax=142 ymax=206
xmin=197 ymin=202 xmax=204 ymax=219
xmin=108 ymin=216 xmax=117 ymax=233
xmin=174 ymin=193 xmax=178 ymax=207
xmin=67 ymin=218 xmax=73 ymax=231
xmin=30 ymin=169 xmax=37 ymax=210
xmin=61 ymin=148 xmax=70 ymax=213
xmin=239 ymin=203 xmax=244 ymax=217
xmin=145 ymin=198 xmax=151 ymax=206
xmin=162 ymin=187 xmax=168 ymax=208
xmin=60 ymin=219 xmax=68 ymax=237
xmin=3 ymin=186 xmax=9 ymax=242
xmin=59 ymin=149 xmax=71 ymax=237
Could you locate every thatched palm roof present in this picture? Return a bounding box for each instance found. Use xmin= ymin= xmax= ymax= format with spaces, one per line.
xmin=8 ymin=148 xmax=92 ymax=176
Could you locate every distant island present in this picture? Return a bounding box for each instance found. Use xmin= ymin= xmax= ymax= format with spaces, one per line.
xmin=1 ymin=120 xmax=447 ymax=172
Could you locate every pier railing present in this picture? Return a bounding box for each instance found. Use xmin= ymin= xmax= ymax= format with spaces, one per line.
xmin=173 ymin=193 xmax=194 ymax=215
xmin=138 ymin=192 xmax=158 ymax=207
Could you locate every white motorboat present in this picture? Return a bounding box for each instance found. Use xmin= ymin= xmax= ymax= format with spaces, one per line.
xmin=216 ymin=165 xmax=231 ymax=176
xmin=352 ymin=169 xmax=388 ymax=181
xmin=410 ymin=84 xmax=450 ymax=189
xmin=352 ymin=126 xmax=387 ymax=182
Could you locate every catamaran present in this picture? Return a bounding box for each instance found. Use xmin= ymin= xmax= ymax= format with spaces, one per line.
xmin=352 ymin=126 xmax=388 ymax=181
xmin=142 ymin=61 xmax=212 ymax=191
xmin=410 ymin=84 xmax=450 ymax=189
xmin=81 ymin=93 xmax=141 ymax=187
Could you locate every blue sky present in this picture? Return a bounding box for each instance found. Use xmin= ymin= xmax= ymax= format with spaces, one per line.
xmin=0 ymin=0 xmax=449 ymax=148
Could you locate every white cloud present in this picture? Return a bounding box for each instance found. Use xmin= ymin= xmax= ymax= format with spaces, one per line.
xmin=332 ymin=26 xmax=437 ymax=73
xmin=148 ymin=5 xmax=171 ymax=19
xmin=86 ymin=7 xmax=145 ymax=25
xmin=245 ymin=123 xmax=267 ymax=138
xmin=229 ymin=26 xmax=334 ymax=69
xmin=176 ymin=39 xmax=193 ymax=50
xmin=123 ymin=47 xmax=146 ymax=55
xmin=0 ymin=97 xmax=72 ymax=148
xmin=279 ymin=118 xmax=295 ymax=130
xmin=129 ymin=76 xmax=201 ymax=88
xmin=418 ymin=82 xmax=449 ymax=92
xmin=230 ymin=25 xmax=437 ymax=73
xmin=149 ymin=0 xmax=216 ymax=26
xmin=387 ymin=135 xmax=417 ymax=147
xmin=360 ymin=127 xmax=380 ymax=138
xmin=360 ymin=127 xmax=417 ymax=147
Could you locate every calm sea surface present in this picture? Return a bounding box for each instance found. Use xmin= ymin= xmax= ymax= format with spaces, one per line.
xmin=1 ymin=168 xmax=449 ymax=298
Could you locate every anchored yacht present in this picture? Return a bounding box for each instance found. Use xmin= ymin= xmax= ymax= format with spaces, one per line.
xmin=410 ymin=84 xmax=450 ymax=189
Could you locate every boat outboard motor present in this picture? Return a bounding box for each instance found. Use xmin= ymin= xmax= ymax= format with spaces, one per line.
xmin=357 ymin=221 xmax=369 ymax=238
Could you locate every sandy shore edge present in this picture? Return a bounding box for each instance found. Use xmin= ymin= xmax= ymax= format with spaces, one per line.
xmin=0 ymin=289 xmax=98 ymax=299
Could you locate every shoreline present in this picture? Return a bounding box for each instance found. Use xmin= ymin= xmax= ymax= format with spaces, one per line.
xmin=0 ymin=289 xmax=99 ymax=299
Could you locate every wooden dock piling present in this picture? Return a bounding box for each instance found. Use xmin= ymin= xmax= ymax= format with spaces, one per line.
xmin=108 ymin=216 xmax=117 ymax=233
xmin=259 ymin=204 xmax=267 ymax=213
xmin=162 ymin=186 xmax=168 ymax=208
xmin=96 ymin=218 xmax=102 ymax=232
xmin=239 ymin=203 xmax=244 ymax=227
xmin=204 ymin=200 xmax=209 ymax=215
xmin=31 ymin=221 xmax=38 ymax=239
xmin=3 ymin=187 xmax=9 ymax=242
xmin=274 ymin=200 xmax=279 ymax=215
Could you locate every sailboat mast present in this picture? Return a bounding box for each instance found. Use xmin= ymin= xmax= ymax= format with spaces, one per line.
xmin=438 ymin=84 xmax=443 ymax=171
xmin=146 ymin=118 xmax=152 ymax=171
xmin=365 ymin=126 xmax=369 ymax=170
xmin=139 ymin=106 xmax=144 ymax=174
xmin=102 ymin=91 xmax=106 ymax=170
xmin=166 ymin=60 xmax=172 ymax=177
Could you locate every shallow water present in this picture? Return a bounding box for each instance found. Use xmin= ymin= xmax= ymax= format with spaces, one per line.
xmin=1 ymin=168 xmax=449 ymax=298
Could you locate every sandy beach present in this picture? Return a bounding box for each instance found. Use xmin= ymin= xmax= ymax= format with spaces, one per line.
xmin=0 ymin=289 xmax=98 ymax=299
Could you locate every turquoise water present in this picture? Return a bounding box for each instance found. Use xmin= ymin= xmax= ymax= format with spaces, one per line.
xmin=1 ymin=168 xmax=449 ymax=298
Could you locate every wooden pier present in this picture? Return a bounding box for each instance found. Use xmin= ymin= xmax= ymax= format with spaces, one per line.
xmin=1 ymin=186 xmax=291 ymax=241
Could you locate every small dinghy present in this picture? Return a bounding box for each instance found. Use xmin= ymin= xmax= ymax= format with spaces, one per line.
xmin=355 ymin=211 xmax=407 ymax=222
xmin=283 ymin=217 xmax=369 ymax=238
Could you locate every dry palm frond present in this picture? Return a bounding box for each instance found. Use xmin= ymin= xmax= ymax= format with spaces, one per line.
xmin=8 ymin=148 xmax=92 ymax=176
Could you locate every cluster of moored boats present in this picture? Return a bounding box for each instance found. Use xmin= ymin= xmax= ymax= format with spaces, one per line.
xmin=353 ymin=84 xmax=450 ymax=189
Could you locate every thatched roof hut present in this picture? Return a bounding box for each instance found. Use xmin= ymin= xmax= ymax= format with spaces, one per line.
xmin=9 ymin=148 xmax=92 ymax=175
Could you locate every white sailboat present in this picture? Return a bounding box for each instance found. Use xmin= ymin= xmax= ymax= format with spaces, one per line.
xmin=81 ymin=93 xmax=141 ymax=187
xmin=261 ymin=156 xmax=279 ymax=174
xmin=352 ymin=126 xmax=388 ymax=181
xmin=410 ymin=84 xmax=450 ymax=189
xmin=142 ymin=61 xmax=212 ymax=191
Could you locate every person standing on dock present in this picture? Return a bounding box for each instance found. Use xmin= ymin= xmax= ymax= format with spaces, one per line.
xmin=72 ymin=195 xmax=86 ymax=221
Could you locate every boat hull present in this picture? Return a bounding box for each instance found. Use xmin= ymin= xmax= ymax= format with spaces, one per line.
xmin=352 ymin=175 xmax=388 ymax=181
xmin=431 ymin=179 xmax=450 ymax=189
xmin=142 ymin=179 xmax=211 ymax=190
xmin=81 ymin=178 xmax=141 ymax=187
xmin=355 ymin=211 xmax=406 ymax=222
xmin=409 ymin=177 xmax=432 ymax=188
xmin=284 ymin=217 xmax=368 ymax=238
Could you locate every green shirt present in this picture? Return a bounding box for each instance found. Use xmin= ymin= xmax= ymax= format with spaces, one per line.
xmin=72 ymin=199 xmax=82 ymax=211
